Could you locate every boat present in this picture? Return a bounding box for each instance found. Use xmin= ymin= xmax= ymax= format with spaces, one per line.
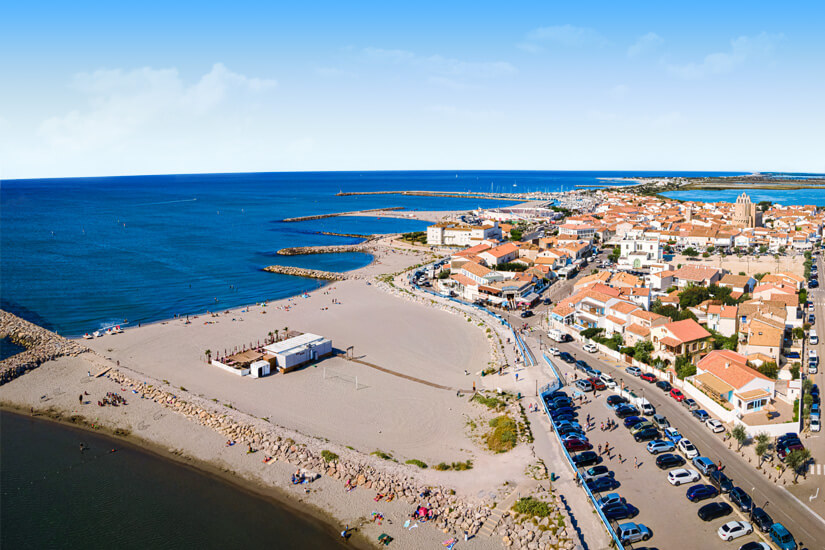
xmin=93 ymin=331 xmax=102 ymax=338
xmin=83 ymin=333 xmax=93 ymax=339
xmin=112 ymin=325 xmax=123 ymax=334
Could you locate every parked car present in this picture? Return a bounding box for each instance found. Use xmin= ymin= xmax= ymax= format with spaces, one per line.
xmin=646 ymin=440 xmax=675 ymax=455
xmin=692 ymin=409 xmax=710 ymax=422
xmin=812 ymin=417 xmax=821 ymax=432
xmin=656 ymin=380 xmax=672 ymax=392
xmin=599 ymin=373 xmax=617 ymax=389
xmin=640 ymin=372 xmax=657 ymax=383
xmin=583 ymin=465 xmax=614 ymax=482
xmin=559 ymin=352 xmax=575 ymax=363
xmin=709 ymin=469 xmax=734 ymax=493
xmin=738 ymin=542 xmax=770 ymax=550
xmin=667 ymin=468 xmax=700 ymax=486
xmin=615 ymin=405 xmax=640 ymax=418
xmin=571 ymin=451 xmax=600 ymax=467
xmin=729 ymin=487 xmax=753 ymax=513
xmin=550 ymin=407 xmax=576 ymax=420
xmin=520 ymin=310 xmax=533 ymax=318
xmin=655 ymin=453 xmax=686 ymax=470
xmin=685 ymin=484 xmax=718 ymax=502
xmin=606 ymin=395 xmax=628 ymax=408
xmin=670 ymin=388 xmax=686 ymax=402
xmin=717 ymin=521 xmax=753 ymax=542
xmin=586 ymin=476 xmax=619 ymax=493
xmin=639 ymin=400 xmax=656 ymax=416
xmin=769 ymin=523 xmax=797 ymax=550
xmin=652 ymin=414 xmax=670 ymax=429
xmin=595 ymin=492 xmax=625 ymax=509
xmin=682 ymin=398 xmax=699 ymax=411
xmin=583 ymin=342 xmax=597 ymax=353
xmin=678 ymin=439 xmax=699 ymax=459
xmin=587 ymin=377 xmax=607 ymax=391
xmin=629 ymin=420 xmax=655 ymax=434
xmin=706 ymin=419 xmax=725 ymax=433
xmin=749 ymin=507 xmax=773 ymax=533
xmin=549 ymin=398 xmax=574 ymax=410
xmin=692 ymin=456 xmax=717 ymax=476
xmin=558 ymin=426 xmax=586 ymax=439
xmin=634 ymin=427 xmax=660 ymax=442
xmin=698 ymin=501 xmax=733 ymax=521
xmin=616 ymin=522 xmax=652 ymax=544
xmin=623 ymin=416 xmax=646 ymax=429
xmin=575 ymin=360 xmax=590 ymax=372
xmin=664 ymin=427 xmax=683 ymax=444
xmin=626 ymin=366 xmax=642 ymax=377
xmin=564 ymin=438 xmax=592 ymax=452
xmin=548 ymin=347 xmax=560 ymax=356
xmin=601 ymin=503 xmax=638 ymax=521
xmin=574 ymin=379 xmax=594 ymax=392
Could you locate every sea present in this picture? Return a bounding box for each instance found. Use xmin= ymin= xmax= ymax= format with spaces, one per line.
xmin=1 ymin=169 xmax=749 ymax=548
xmin=663 ymin=187 xmax=825 ymax=205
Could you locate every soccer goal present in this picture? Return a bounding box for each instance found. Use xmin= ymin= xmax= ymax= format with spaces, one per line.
xmin=323 ymin=367 xmax=367 ymax=390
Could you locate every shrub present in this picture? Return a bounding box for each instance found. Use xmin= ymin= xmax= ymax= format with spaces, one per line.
xmin=371 ymin=450 xmax=394 ymax=460
xmin=512 ymin=497 xmax=552 ymax=518
xmin=486 ymin=415 xmax=518 ymax=453
xmin=473 ymin=394 xmax=506 ymax=410
xmin=757 ymin=362 xmax=779 ymax=379
xmin=451 ymin=460 xmax=473 ymax=470
xmin=321 ymin=450 xmax=339 ymax=463
xmin=405 ymin=459 xmax=428 ymax=469
xmin=434 ymin=462 xmax=451 ymax=471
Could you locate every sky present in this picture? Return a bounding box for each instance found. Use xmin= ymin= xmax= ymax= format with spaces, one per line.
xmin=2 ymin=1 xmax=824 ymax=179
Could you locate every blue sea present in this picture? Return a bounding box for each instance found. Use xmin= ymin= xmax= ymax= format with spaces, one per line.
xmin=664 ymin=187 xmax=825 ymax=206
xmin=1 ymin=170 xmax=740 ymax=336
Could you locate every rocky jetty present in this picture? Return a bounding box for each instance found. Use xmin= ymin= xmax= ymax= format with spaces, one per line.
xmin=0 ymin=310 xmax=87 ymax=385
xmin=318 ymin=231 xmax=373 ymax=239
xmin=263 ymin=265 xmax=349 ymax=281
xmin=281 ymin=207 xmax=404 ymax=223
xmin=276 ymin=243 xmax=372 ymax=256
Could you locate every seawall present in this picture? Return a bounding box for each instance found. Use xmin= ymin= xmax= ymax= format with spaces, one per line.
xmin=263 ymin=265 xmax=349 ymax=281
xmin=281 ymin=207 xmax=405 ymax=223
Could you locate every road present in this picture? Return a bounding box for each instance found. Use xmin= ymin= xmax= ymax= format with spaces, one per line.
xmin=545 ymin=337 xmax=825 ymax=548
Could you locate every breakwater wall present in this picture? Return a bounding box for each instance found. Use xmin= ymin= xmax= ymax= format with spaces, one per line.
xmin=281 ymin=207 xmax=405 ymax=223
xmin=276 ymin=243 xmax=372 ymax=256
xmin=263 ymin=265 xmax=349 ymax=281
xmin=318 ymin=231 xmax=373 ymax=239
xmin=0 ymin=310 xmax=87 ymax=385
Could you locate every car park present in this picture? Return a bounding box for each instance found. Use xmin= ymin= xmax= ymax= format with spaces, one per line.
xmin=692 ymin=456 xmax=717 ymax=476
xmin=692 ymin=409 xmax=710 ymax=422
xmin=664 ymin=427 xmax=683 ymax=444
xmin=586 ymin=476 xmax=619 ymax=493
xmin=615 ymin=405 xmax=640 ymax=418
xmin=634 ymin=427 xmax=660 ymax=442
xmin=656 ymin=380 xmax=672 ymax=392
xmin=670 ymin=388 xmax=685 ymax=402
xmin=646 ymin=440 xmax=675 ymax=454
xmin=623 ymin=415 xmax=646 ymax=429
xmin=583 ymin=342 xmax=597 ymax=353
xmin=678 ymin=439 xmax=699 ymax=459
xmin=718 ymin=521 xmax=752 ymax=542
xmin=685 ymin=484 xmax=718 ymax=502
xmin=559 ymin=352 xmax=575 ymax=363
xmin=769 ymin=523 xmax=797 ymax=550
xmin=682 ymin=398 xmax=699 ymax=411
xmin=729 ymin=487 xmax=753 ymax=513
xmin=709 ymin=469 xmax=734 ymax=493
xmin=606 ymin=395 xmax=628 ymax=408
xmin=583 ymin=465 xmax=615 ymax=482
xmin=601 ymin=503 xmax=638 ymax=521
xmin=749 ymin=507 xmax=773 ymax=533
xmin=667 ymin=468 xmax=700 ymax=485
xmin=706 ymin=419 xmax=725 ymax=433
xmin=698 ymin=501 xmax=733 ymax=521
xmin=626 ymin=366 xmax=642 ymax=377
xmin=595 ymin=492 xmax=625 ymax=509
xmin=552 ymin=412 xmax=577 ymax=424
xmin=587 ymin=377 xmax=606 ymax=391
xmin=616 ymin=522 xmax=652 ymax=544
xmin=599 ymin=373 xmax=617 ymax=388
xmin=555 ymin=419 xmax=582 ymax=430
xmin=574 ymin=379 xmax=593 ymax=392
xmin=655 ymin=453 xmax=686 ymax=470
xmin=571 ymin=451 xmax=601 ymax=467
xmin=564 ymin=438 xmax=592 ymax=452
xmin=652 ymin=414 xmax=669 ymax=429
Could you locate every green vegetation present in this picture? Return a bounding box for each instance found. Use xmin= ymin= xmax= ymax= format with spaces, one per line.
xmin=400 ymin=231 xmax=427 ymax=244
xmin=754 ymin=433 xmax=771 ymax=468
xmin=793 ymin=327 xmax=806 ymax=340
xmin=496 ymin=262 xmax=528 ymax=272
xmin=758 ymin=200 xmax=772 ymax=212
xmin=731 ymin=424 xmax=748 ymax=450
xmin=593 ymin=332 xmax=623 ymax=351
xmin=679 ymin=284 xmax=740 ymax=308
xmin=486 ymin=415 xmax=518 ymax=453
xmin=512 ymin=497 xmax=552 ymax=518
xmin=437 ymin=269 xmax=451 ymax=280
xmin=321 ymin=450 xmax=339 ymax=462
xmin=509 ymin=229 xmax=523 ymax=241
xmin=434 ymin=460 xmax=473 ymax=471
xmin=609 ymin=247 xmax=620 ymax=262
xmin=683 ymin=247 xmax=699 ymax=257
xmin=757 ymin=361 xmax=779 ymax=379
xmin=791 ymin=362 xmax=801 ymax=380
xmin=708 ymin=329 xmax=738 ymax=351
xmin=651 ymin=299 xmax=698 ymax=322
xmin=473 ymin=393 xmax=506 ymax=411
xmin=405 ymin=459 xmax=428 ymax=469
xmin=675 ymin=355 xmax=696 ymax=379
xmin=371 ymin=450 xmax=394 ymax=461
xmin=581 ymin=327 xmax=604 ymax=340
xmin=785 ymin=448 xmax=812 ymax=483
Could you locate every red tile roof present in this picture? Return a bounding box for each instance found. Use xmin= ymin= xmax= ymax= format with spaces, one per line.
xmin=665 ymin=319 xmax=711 ymax=343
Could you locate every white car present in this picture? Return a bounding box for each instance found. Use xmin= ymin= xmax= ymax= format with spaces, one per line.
xmin=549 ymin=347 xmax=560 ymax=356
xmin=706 ymin=419 xmax=725 ymax=433
xmin=717 ymin=520 xmax=752 ymax=541
xmin=599 ymin=373 xmax=617 ymax=389
xmin=812 ymin=417 xmax=821 ymax=432
xmin=583 ymin=342 xmax=598 ymax=353
xmin=667 ymin=468 xmax=700 ymax=486
xmin=678 ymin=438 xmax=699 ymax=459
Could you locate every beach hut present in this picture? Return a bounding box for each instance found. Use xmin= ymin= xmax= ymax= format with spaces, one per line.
xmin=249 ymin=360 xmax=271 ymax=378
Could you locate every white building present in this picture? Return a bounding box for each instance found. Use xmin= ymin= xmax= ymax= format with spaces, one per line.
xmin=426 ymin=221 xmax=501 ymax=246
xmin=618 ymin=237 xmax=662 ymax=268
xmin=263 ymin=333 xmax=333 ymax=372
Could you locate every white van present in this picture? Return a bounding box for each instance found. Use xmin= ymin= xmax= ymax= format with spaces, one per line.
xmin=811 ymin=330 xmax=819 ymax=345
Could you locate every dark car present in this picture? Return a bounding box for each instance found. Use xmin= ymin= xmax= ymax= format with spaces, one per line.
xmin=709 ymin=469 xmax=734 ymax=493
xmin=606 ymin=395 xmax=628 ymax=408
xmin=585 ymin=477 xmax=619 ymax=493
xmin=565 ymin=438 xmax=592 ymax=452
xmin=623 ymin=416 xmax=646 ymax=428
xmin=750 ymin=507 xmax=773 ymax=533
xmin=809 ymin=280 xmax=818 ymax=288
xmin=601 ymin=503 xmax=638 ymax=521
xmin=575 ymin=360 xmax=590 ymax=372
xmin=640 ymin=373 xmax=657 ymax=383
xmin=546 ymin=390 xmax=568 ymax=400
xmin=692 ymin=409 xmax=710 ymax=422
xmin=655 ymin=453 xmax=686 ymax=470
xmin=558 ymin=426 xmax=586 ymax=439
xmin=559 ymin=352 xmax=575 ymax=363
xmin=729 ymin=487 xmax=753 ymax=513
xmin=549 ymin=397 xmax=574 ymax=410
xmin=634 ymin=427 xmax=659 ymax=442
xmin=552 ymin=413 xmax=577 ymax=424
xmin=655 ymin=380 xmax=672 ymax=392
xmin=697 ymin=501 xmax=733 ymax=522
xmin=520 ymin=310 xmax=534 ymax=318
xmin=550 ymin=407 xmax=576 ymax=419
xmin=686 ymin=484 xmax=718 ymax=502
xmin=571 ymin=451 xmax=600 ymax=467
xmin=615 ymin=405 xmax=640 ymax=419
xmin=812 ymin=385 xmax=820 ymax=399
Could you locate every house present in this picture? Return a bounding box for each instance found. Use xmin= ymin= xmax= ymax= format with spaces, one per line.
xmin=619 ymin=286 xmax=651 ymax=310
xmin=706 ymin=304 xmax=739 ymax=337
xmin=670 ymin=265 xmax=723 ymax=288
xmin=263 ymin=333 xmax=333 ymax=373
xmin=478 ymin=242 xmax=519 ymax=266
xmin=718 ymin=274 xmax=755 ymax=295
xmin=427 ymin=221 xmax=502 ymax=246
xmin=651 ymin=318 xmax=712 ymax=366
xmin=739 ymin=317 xmax=784 ymax=364
xmin=618 ymin=237 xmax=662 ymax=268
xmin=693 ymin=350 xmax=775 ymax=415
xmin=557 ymin=223 xmax=597 ymax=241
xmin=624 ymin=310 xmax=669 ymax=346
xmin=573 ymin=271 xmax=612 ymax=292
xmin=760 ymin=272 xmax=805 ymax=291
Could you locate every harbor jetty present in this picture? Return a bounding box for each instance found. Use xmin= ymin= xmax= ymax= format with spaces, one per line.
xmin=263 ymin=265 xmax=348 ymax=281
xmin=336 ymin=190 xmax=518 ymax=201
xmin=281 ymin=207 xmax=405 ymax=223
xmin=276 ymin=242 xmax=372 ymax=256
xmin=317 ymin=231 xmax=373 ymax=239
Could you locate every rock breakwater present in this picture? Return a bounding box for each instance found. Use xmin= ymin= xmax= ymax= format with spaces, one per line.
xmin=263 ymin=265 xmax=349 ymax=281
xmin=276 ymin=243 xmax=372 ymax=256
xmin=281 ymin=207 xmax=405 ymax=223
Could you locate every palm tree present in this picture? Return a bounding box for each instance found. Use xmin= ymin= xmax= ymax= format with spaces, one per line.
xmin=731 ymin=424 xmax=748 ymax=451
xmin=273 ymin=329 xmax=279 ymax=342
xmin=755 ymin=435 xmax=770 ymax=470
xmin=785 ymin=448 xmax=812 ymax=483
xmin=283 ymin=326 xmax=289 ymax=339
xmin=204 ymin=349 xmax=212 ymax=363
xmin=268 ymin=331 xmax=273 ymax=344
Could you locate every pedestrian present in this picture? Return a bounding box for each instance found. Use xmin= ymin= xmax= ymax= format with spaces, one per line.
xmin=600 ymin=421 xmax=605 ymax=431
xmin=634 ymin=457 xmax=639 ymax=469
xmin=87 ymin=370 xmax=91 ymax=377
xmin=472 ymin=381 xmax=476 ymax=392
xmin=78 ymin=394 xmax=83 ymax=404
xmin=598 ymin=444 xmax=602 ymax=454
xmin=464 ymin=531 xmax=469 ymax=542
xmin=618 ymin=453 xmax=623 ymax=463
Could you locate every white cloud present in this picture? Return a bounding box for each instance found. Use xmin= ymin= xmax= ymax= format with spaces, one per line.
xmin=363 ymin=47 xmax=516 ymax=78
xmin=627 ymin=32 xmax=664 ymax=58
xmin=520 ymin=24 xmax=607 ymax=52
xmin=666 ymin=32 xmax=783 ymax=79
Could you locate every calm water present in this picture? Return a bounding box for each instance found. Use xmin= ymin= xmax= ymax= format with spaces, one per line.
xmin=0 ymin=411 xmax=351 ymax=550
xmin=0 ymin=337 xmax=26 ymax=360
xmin=664 ymin=186 xmax=825 ymax=205
xmin=2 ymin=170 xmax=738 ymax=336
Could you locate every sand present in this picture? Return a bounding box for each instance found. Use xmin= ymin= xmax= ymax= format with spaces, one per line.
xmin=670 ymin=253 xmax=804 ymax=277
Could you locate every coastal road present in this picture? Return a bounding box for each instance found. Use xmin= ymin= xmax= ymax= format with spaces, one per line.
xmin=553 ymin=338 xmax=825 ymax=548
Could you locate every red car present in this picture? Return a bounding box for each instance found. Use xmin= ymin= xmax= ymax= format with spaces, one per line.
xmin=670 ymin=388 xmax=685 ymax=402
xmin=588 ymin=377 xmax=607 ymax=391
xmin=640 ymin=373 xmax=657 ymax=383
xmin=564 ymin=438 xmax=592 ymax=452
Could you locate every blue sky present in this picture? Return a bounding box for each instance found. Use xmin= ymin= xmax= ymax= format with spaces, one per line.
xmin=2 ymin=1 xmax=823 ymax=178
